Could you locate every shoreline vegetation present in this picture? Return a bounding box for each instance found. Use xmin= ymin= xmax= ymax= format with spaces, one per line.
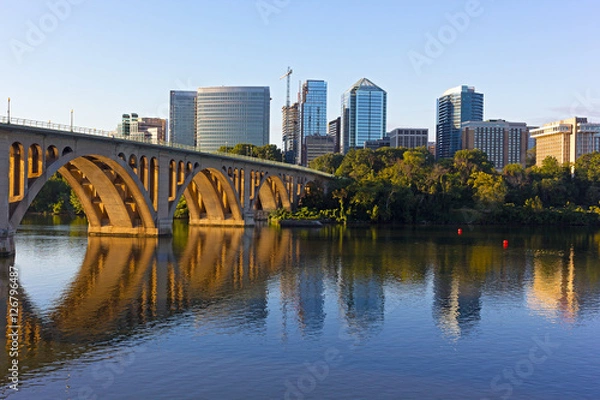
xmin=28 ymin=146 xmax=600 ymax=228
xmin=271 ymin=147 xmax=600 ymax=227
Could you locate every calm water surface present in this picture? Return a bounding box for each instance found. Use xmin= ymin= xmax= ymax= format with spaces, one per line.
xmin=1 ymin=217 xmax=600 ymax=399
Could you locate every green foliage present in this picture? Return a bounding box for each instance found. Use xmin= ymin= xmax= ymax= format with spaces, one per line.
xmin=30 ymin=174 xmax=74 ymax=214
xmin=254 ymin=144 xmax=283 ymax=161
xmin=219 ymin=143 xmax=283 ymax=161
xmin=30 ymin=148 xmax=600 ymax=227
xmin=503 ymin=163 xmax=531 ymax=205
xmin=453 ymin=149 xmax=494 ymax=184
xmin=174 ymin=196 xmax=189 ymax=219
xmin=471 ymin=172 xmax=507 ymax=211
xmin=302 ymin=149 xmax=600 ymax=226
xmin=575 ymin=153 xmax=600 ymax=206
xmin=309 ymin=153 xmax=345 ymax=174
xmin=70 ymin=190 xmax=85 ymax=215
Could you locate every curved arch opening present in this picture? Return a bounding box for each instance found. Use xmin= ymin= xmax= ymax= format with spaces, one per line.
xmin=46 ymin=146 xmax=59 ymax=167
xmin=9 ymin=154 xmax=157 ymax=237
xmin=179 ymin=168 xmax=244 ymax=226
xmin=28 ymin=144 xmax=43 ymax=179
xmin=256 ymin=175 xmax=292 ymax=213
xmin=9 ymin=142 xmax=25 ymax=202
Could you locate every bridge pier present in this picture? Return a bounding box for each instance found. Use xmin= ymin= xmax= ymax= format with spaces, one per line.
xmin=0 ymin=230 xmax=15 ymax=257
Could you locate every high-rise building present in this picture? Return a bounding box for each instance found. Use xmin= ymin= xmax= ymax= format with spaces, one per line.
xmin=282 ymin=103 xmax=300 ymax=163
xmin=364 ymin=137 xmax=391 ymax=150
xmin=462 ymin=120 xmax=529 ymax=169
xmin=118 ymin=114 xmax=168 ymax=143
xmin=436 ymin=85 xmax=484 ymax=159
xmin=139 ymin=117 xmax=168 ymax=142
xmin=169 ymin=91 xmax=197 ymax=147
xmin=341 ymin=78 xmax=387 ymax=154
xmin=196 ymin=86 xmax=270 ymax=153
xmin=304 ymin=135 xmax=336 ymax=164
xmin=328 ymin=117 xmax=341 ymax=153
xmin=530 ymin=117 xmax=600 ymax=166
xmin=300 ymin=80 xmax=327 ymax=163
xmin=389 ymin=128 xmax=429 ymax=149
xmin=117 ymin=113 xmax=140 ymax=138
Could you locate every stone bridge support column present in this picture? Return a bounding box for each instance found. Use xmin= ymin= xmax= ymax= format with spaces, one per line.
xmin=290 ymin=175 xmax=299 ymax=210
xmin=0 ymin=133 xmax=15 ymax=257
xmin=155 ymin=153 xmax=174 ymax=236
xmin=243 ymin=171 xmax=255 ymax=226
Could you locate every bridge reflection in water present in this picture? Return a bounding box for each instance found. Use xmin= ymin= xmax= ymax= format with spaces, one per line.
xmin=2 ymin=226 xmax=600 ymax=389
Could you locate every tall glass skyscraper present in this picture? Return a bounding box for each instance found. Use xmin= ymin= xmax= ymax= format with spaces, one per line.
xmin=196 ymin=87 xmax=270 ymax=153
xmin=436 ymin=85 xmax=484 ymax=159
xmin=300 ymin=80 xmax=327 ymax=164
xmin=341 ymin=78 xmax=387 ymax=154
xmin=169 ymin=91 xmax=197 ymax=147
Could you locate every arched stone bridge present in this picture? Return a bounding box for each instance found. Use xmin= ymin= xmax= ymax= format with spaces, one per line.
xmin=0 ymin=119 xmax=333 ymax=256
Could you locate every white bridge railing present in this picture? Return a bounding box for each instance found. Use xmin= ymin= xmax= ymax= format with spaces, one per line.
xmin=0 ymin=115 xmax=332 ymax=177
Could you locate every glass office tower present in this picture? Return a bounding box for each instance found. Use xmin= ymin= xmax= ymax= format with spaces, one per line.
xmin=300 ymin=80 xmax=327 ymax=164
xmin=196 ymin=87 xmax=270 ymax=153
xmin=341 ymin=78 xmax=387 ymax=154
xmin=301 ymin=80 xmax=327 ymax=137
xmin=436 ymin=85 xmax=484 ymax=159
xmin=169 ymin=91 xmax=197 ymax=147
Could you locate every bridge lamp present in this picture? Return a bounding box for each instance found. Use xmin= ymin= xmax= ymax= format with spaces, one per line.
xmin=70 ymin=109 xmax=74 ymax=131
xmin=7 ymin=97 xmax=10 ymax=124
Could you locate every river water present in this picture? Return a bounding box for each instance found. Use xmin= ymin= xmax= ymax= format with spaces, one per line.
xmin=1 ymin=217 xmax=600 ymax=399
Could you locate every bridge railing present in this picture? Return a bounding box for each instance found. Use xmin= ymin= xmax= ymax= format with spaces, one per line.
xmin=0 ymin=115 xmax=333 ymax=177
xmin=0 ymin=115 xmax=113 ymax=137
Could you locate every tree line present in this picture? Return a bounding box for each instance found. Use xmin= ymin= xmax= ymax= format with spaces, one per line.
xmin=292 ymin=147 xmax=600 ymax=226
xmin=28 ymin=146 xmax=600 ymax=226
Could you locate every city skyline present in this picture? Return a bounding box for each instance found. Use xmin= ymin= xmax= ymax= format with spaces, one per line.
xmin=2 ymin=1 xmax=600 ymax=147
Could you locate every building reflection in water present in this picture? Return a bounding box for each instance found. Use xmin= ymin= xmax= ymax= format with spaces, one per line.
xmin=528 ymin=247 xmax=580 ymax=323
xmin=432 ymin=244 xmax=483 ymax=340
xmin=335 ymin=230 xmax=386 ymax=341
xmin=2 ymin=226 xmax=600 ymax=384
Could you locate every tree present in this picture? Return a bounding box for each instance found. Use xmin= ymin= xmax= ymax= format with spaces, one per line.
xmin=309 ymin=153 xmax=344 ymax=174
xmin=574 ymin=152 xmax=600 ymax=205
xmin=471 ymin=172 xmax=507 ymax=211
xmin=530 ymin=156 xmax=575 ymax=207
xmin=30 ymin=174 xmax=73 ymax=213
xmin=453 ymin=149 xmax=494 ymax=185
xmin=375 ymin=147 xmax=407 ymax=168
xmin=503 ymin=163 xmax=531 ymax=205
xmin=255 ymin=144 xmax=283 ymax=161
xmin=218 ymin=143 xmax=283 ymax=161
xmin=335 ymin=149 xmax=382 ymax=180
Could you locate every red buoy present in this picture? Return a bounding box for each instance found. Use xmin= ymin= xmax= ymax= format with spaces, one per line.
xmin=458 ymin=229 xmax=463 ymax=235
xmin=503 ymin=240 xmax=509 ymax=248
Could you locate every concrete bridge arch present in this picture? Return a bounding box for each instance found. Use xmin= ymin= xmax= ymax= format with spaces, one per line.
xmin=0 ymin=121 xmax=333 ymax=256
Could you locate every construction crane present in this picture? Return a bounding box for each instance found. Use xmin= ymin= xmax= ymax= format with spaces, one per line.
xmin=280 ymin=67 xmax=293 ymax=107
xmin=280 ymin=67 xmax=293 ymax=163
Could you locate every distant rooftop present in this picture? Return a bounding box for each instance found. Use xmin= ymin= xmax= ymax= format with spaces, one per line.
xmin=441 ymin=85 xmax=477 ymax=97
xmin=348 ymin=78 xmax=386 ymax=92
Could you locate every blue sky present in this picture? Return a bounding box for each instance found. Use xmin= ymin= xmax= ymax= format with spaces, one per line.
xmin=1 ymin=0 xmax=599 ymax=144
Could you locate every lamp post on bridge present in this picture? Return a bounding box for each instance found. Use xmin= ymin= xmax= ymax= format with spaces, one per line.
xmin=70 ymin=109 xmax=73 ymax=132
xmin=7 ymin=97 xmax=10 ymax=124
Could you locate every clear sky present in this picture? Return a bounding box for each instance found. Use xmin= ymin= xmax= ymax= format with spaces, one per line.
xmin=1 ymin=0 xmax=599 ymax=145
